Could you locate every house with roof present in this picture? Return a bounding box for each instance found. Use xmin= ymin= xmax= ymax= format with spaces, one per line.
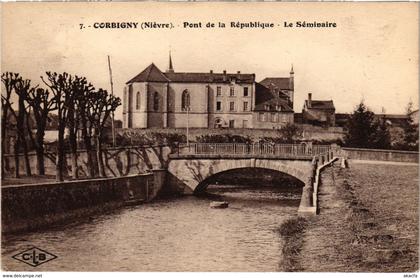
xmin=123 ymin=55 xmax=295 ymax=129
xmin=252 ymin=83 xmax=294 ymax=129
xmin=302 ymin=93 xmax=336 ymax=127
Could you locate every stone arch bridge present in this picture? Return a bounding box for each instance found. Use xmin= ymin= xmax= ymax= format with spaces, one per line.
xmin=168 ymin=157 xmax=312 ymax=193
xmin=167 ymin=143 xmax=333 ymax=193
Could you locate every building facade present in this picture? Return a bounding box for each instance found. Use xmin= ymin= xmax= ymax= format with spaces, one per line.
xmin=123 ymin=58 xmax=294 ymax=129
xmin=302 ymin=93 xmax=336 ymax=127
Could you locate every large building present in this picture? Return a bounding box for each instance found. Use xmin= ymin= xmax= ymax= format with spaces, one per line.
xmin=123 ymin=56 xmax=294 ymax=129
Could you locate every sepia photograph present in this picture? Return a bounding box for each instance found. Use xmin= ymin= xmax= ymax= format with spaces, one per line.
xmin=0 ymin=2 xmax=419 ymax=275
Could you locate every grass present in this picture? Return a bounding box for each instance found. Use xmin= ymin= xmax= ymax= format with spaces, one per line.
xmin=278 ymin=217 xmax=308 ymax=237
xmin=278 ymin=216 xmax=308 ymax=271
xmin=297 ymin=161 xmax=418 ymax=272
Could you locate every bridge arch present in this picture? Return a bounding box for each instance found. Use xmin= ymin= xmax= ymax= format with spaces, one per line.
xmin=194 ymin=167 xmax=305 ymax=193
xmin=168 ymin=158 xmax=313 ymax=193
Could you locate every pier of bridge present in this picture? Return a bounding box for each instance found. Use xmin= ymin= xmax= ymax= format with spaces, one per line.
xmin=167 ymin=143 xmax=338 ymax=214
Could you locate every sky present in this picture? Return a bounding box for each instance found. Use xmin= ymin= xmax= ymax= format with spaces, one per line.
xmin=2 ymin=2 xmax=419 ymax=120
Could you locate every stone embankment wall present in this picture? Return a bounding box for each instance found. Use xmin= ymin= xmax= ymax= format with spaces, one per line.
xmin=298 ymin=149 xmax=338 ymax=215
xmin=2 ymin=172 xmax=168 ymax=234
xmin=3 ymin=145 xmax=172 ymax=178
xmin=342 ymin=148 xmax=419 ymax=163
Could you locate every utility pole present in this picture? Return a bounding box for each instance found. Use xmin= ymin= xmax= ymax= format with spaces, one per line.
xmin=186 ymin=105 xmax=190 ymax=148
xmin=107 ymin=55 xmax=116 ymax=147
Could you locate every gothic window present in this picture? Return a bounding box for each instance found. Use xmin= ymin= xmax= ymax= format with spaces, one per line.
xmin=136 ymin=92 xmax=140 ymax=110
xmin=181 ymin=90 xmax=190 ymax=111
xmin=153 ymin=92 xmax=159 ymax=111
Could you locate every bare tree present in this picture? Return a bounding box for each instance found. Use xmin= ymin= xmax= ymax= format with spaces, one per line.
xmin=11 ymin=77 xmax=33 ymax=177
xmin=25 ymin=88 xmax=56 ymax=175
xmin=41 ymin=72 xmax=76 ymax=181
xmin=73 ymin=77 xmax=96 ymax=177
xmin=15 ymin=79 xmax=33 ymax=176
xmin=88 ymin=89 xmax=121 ymax=177
xmin=1 ymin=73 xmax=20 ymax=178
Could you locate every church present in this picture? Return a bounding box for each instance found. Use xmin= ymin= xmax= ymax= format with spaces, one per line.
xmin=123 ymin=55 xmax=295 ymax=129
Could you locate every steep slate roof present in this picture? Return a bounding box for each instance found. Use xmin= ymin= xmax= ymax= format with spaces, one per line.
xmin=164 ymin=72 xmax=254 ymax=83
xmin=254 ymin=83 xmax=293 ymax=112
xmin=127 ymin=63 xmax=170 ymax=83
xmin=127 ymin=63 xmax=255 ymax=84
xmin=259 ymin=77 xmax=292 ymax=90
xmin=305 ymin=100 xmax=335 ymax=110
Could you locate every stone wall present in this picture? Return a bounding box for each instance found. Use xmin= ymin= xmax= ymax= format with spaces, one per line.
xmin=3 ymin=145 xmax=172 ymax=179
xmin=342 ymin=147 xmax=419 ymax=163
xmin=1 ymin=173 xmax=165 ymax=234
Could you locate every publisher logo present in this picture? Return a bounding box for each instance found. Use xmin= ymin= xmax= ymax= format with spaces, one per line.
xmin=12 ymin=247 xmax=57 ymax=267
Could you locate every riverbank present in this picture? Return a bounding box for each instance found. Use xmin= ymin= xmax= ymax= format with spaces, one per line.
xmin=1 ymin=173 xmax=165 ymax=234
xmin=282 ymin=161 xmax=418 ymax=272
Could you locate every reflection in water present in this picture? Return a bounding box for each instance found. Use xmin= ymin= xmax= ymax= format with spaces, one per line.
xmin=2 ymin=184 xmax=301 ymax=272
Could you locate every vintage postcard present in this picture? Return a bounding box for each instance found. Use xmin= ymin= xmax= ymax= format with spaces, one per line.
xmin=1 ymin=2 xmax=418 ymax=276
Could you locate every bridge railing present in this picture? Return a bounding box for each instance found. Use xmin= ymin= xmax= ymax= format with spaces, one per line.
xmin=176 ymin=143 xmax=331 ymax=158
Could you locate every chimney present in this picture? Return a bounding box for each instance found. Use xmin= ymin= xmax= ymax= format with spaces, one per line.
xmin=308 ymin=93 xmax=312 ymax=108
xmin=210 ymin=70 xmax=213 ymax=74
xmin=223 ymin=70 xmax=227 ymax=82
xmin=237 ymin=71 xmax=240 ymax=74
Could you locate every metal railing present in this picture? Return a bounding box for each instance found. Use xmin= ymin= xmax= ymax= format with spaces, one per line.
xmin=176 ymin=143 xmax=331 ymax=158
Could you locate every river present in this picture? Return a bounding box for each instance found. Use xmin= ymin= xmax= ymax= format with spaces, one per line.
xmin=2 ymin=184 xmax=301 ymax=272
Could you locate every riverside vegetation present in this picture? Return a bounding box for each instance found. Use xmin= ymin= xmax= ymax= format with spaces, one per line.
xmin=278 ymin=161 xmax=418 ymax=272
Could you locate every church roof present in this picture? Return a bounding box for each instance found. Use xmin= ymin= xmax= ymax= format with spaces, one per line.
xmin=127 ymin=63 xmax=170 ymax=83
xmin=127 ymin=64 xmax=255 ymax=84
xmin=260 ymin=77 xmax=292 ymax=90
xmin=164 ymin=72 xmax=254 ymax=83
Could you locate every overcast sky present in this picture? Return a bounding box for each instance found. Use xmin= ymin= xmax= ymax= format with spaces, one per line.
xmin=2 ymin=2 xmax=419 ymax=120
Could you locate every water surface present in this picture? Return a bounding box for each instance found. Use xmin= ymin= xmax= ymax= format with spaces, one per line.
xmin=2 ymin=185 xmax=301 ymax=271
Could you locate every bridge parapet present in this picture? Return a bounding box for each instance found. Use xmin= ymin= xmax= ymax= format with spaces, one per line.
xmin=172 ymin=143 xmax=331 ymax=159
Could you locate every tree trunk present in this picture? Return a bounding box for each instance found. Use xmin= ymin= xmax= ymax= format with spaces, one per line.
xmin=96 ymin=135 xmax=105 ymax=177
xmin=67 ymin=106 xmax=78 ymax=179
xmin=36 ymin=147 xmax=45 ymax=176
xmin=35 ymin=129 xmax=46 ymax=175
xmin=1 ymin=106 xmax=8 ymax=180
xmin=82 ymin=128 xmax=95 ymax=178
xmin=16 ymin=96 xmax=31 ymax=176
xmin=13 ymin=134 xmax=20 ymax=178
xmin=56 ymin=126 xmax=65 ymax=181
xmin=21 ymin=134 xmax=32 ymax=176
xmin=69 ymin=131 xmax=78 ymax=179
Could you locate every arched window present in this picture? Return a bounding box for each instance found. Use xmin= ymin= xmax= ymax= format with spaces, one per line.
xmin=181 ymin=90 xmax=190 ymax=111
xmin=153 ymin=92 xmax=159 ymax=111
xmin=136 ymin=92 xmax=140 ymax=110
